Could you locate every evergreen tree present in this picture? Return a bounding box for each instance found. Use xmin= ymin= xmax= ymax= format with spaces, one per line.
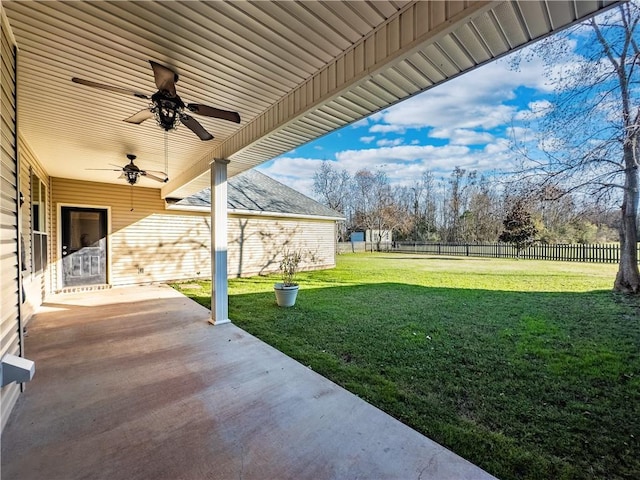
xmin=499 ymin=200 xmax=538 ymax=258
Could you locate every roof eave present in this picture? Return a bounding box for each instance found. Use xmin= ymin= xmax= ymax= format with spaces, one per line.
xmin=165 ymin=201 xmax=344 ymax=221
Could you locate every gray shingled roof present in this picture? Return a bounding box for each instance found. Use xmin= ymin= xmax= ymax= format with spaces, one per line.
xmin=170 ymin=169 xmax=343 ymax=219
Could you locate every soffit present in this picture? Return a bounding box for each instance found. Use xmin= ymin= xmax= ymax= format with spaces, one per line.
xmin=3 ymin=0 xmax=410 ymax=190
xmin=2 ymin=1 xmax=618 ymax=198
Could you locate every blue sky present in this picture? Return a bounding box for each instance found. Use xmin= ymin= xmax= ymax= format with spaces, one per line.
xmin=255 ymin=37 xmax=571 ymax=198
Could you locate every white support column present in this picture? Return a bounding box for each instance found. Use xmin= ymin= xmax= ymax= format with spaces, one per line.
xmin=209 ymin=159 xmax=230 ymax=325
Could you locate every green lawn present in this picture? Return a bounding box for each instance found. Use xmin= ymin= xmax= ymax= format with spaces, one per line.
xmin=172 ymin=253 xmax=640 ymax=480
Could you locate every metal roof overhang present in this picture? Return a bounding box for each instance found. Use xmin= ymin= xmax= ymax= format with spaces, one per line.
xmin=3 ymin=1 xmax=619 ymax=200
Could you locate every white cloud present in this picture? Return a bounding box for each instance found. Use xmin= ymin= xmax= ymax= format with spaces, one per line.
xmin=331 ymin=140 xmax=521 ymax=185
xmin=483 ymin=139 xmax=510 ymax=155
xmin=431 ymin=128 xmax=494 ymax=145
xmin=381 ymin=93 xmax=516 ymax=131
xmin=365 ymin=56 xmax=555 ymax=136
xmin=336 ymin=144 xmax=489 ymax=180
xmin=506 ymin=126 xmax=535 ymax=143
xmin=255 ymin=36 xmax=595 ymax=196
xmin=376 ymin=138 xmax=404 ymax=147
xmin=369 ymin=124 xmax=406 ymax=134
xmin=335 ymin=144 xmax=470 ymax=167
xmin=259 ymin=139 xmax=521 ymax=196
xmin=351 ymin=118 xmax=369 ymax=129
xmin=514 ymin=100 xmax=553 ymax=120
xmin=256 ymin=157 xmax=325 ymax=197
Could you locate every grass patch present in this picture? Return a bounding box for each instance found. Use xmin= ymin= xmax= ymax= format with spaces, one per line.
xmin=172 ymin=254 xmax=640 ymax=480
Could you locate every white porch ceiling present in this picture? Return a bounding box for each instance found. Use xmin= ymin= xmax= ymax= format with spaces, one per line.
xmin=3 ymin=1 xmax=618 ymax=199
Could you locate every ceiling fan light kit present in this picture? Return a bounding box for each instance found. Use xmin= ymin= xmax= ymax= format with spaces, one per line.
xmin=151 ymin=91 xmax=184 ymax=132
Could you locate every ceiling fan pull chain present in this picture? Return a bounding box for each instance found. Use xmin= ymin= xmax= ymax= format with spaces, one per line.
xmin=130 ymin=184 xmax=134 ymax=212
xmin=164 ymin=130 xmax=169 ymax=177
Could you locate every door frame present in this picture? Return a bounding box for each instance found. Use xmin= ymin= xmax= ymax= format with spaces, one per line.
xmin=57 ymin=203 xmax=112 ymax=290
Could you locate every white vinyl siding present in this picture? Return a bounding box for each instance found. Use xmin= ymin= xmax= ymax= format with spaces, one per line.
xmin=51 ymin=178 xmax=207 ymax=288
xmin=0 ymin=7 xmax=20 ymax=432
xmin=111 ymin=212 xmax=212 ymax=285
xmin=51 ymin=178 xmax=336 ymax=289
xmin=228 ymin=214 xmax=336 ymax=278
xmin=19 ymin=136 xmax=50 ymax=321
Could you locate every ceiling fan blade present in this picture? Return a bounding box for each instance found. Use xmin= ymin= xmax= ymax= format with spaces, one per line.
xmin=72 ymin=77 xmax=150 ymax=99
xmin=180 ymin=114 xmax=214 ymax=141
xmin=124 ymin=108 xmax=154 ymax=124
xmin=149 ymin=60 xmax=178 ymax=95
xmin=142 ymin=171 xmax=168 ymax=183
xmin=187 ymin=104 xmax=240 ymax=123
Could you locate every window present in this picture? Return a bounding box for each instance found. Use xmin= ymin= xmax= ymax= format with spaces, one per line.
xmin=31 ymin=172 xmax=48 ymax=273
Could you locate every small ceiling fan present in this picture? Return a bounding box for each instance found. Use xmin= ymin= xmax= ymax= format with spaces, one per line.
xmin=88 ymin=154 xmax=168 ymax=186
xmin=72 ymin=60 xmax=241 ymax=140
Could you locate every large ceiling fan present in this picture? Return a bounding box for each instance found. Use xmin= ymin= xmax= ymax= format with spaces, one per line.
xmin=88 ymin=154 xmax=167 ymax=186
xmin=72 ymin=60 xmax=241 ymax=140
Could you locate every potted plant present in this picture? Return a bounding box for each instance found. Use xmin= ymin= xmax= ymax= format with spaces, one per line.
xmin=274 ymin=250 xmax=302 ymax=307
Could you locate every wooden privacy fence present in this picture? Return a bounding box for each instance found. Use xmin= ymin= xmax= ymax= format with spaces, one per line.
xmin=339 ymin=241 xmax=638 ymax=264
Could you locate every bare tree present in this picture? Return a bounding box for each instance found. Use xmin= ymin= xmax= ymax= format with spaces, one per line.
xmin=443 ymin=167 xmax=477 ymax=242
xmin=312 ymin=160 xmax=351 ymax=213
xmin=352 ymin=169 xmax=404 ymax=250
xmin=511 ymin=2 xmax=640 ymax=293
xmin=352 ymin=169 xmax=379 ymax=235
xmin=415 ymin=170 xmax=440 ymax=241
xmin=394 ymin=186 xmax=419 ymax=241
xmin=312 ymin=160 xmax=352 ymax=242
xmin=464 ymin=175 xmax=503 ymax=243
xmin=393 ymin=170 xmax=439 ymax=242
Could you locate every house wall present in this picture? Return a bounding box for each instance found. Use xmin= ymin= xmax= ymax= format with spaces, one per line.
xmin=366 ymin=229 xmax=392 ymax=243
xmin=50 ymin=178 xmax=336 ymax=290
xmin=227 ymin=214 xmax=336 ymax=278
xmin=19 ymin=136 xmax=51 ymax=323
xmin=0 ymin=6 xmax=20 ymax=431
xmin=51 ymin=177 xmax=209 ymax=289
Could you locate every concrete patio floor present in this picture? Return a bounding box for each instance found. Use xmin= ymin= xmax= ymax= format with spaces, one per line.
xmin=1 ymin=284 xmax=496 ymax=480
